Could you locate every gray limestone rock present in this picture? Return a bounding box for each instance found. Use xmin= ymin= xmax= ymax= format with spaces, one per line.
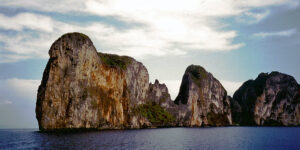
xmin=174 ymin=65 xmax=232 ymax=126
xmin=232 ymin=72 xmax=300 ymax=126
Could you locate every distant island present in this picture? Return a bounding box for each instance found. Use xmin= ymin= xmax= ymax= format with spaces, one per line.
xmin=36 ymin=32 xmax=300 ymax=131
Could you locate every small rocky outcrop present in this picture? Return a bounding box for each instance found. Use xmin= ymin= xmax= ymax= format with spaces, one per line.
xmin=174 ymin=65 xmax=232 ymax=126
xmin=232 ymin=72 xmax=300 ymax=126
xmin=146 ymin=80 xmax=178 ymax=126
xmin=148 ymin=80 xmax=174 ymax=108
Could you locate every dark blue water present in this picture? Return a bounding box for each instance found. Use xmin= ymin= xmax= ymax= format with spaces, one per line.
xmin=0 ymin=127 xmax=300 ymax=150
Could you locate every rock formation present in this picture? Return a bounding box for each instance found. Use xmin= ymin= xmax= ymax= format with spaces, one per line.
xmin=148 ymin=80 xmax=174 ymax=109
xmin=36 ymin=32 xmax=300 ymax=131
xmin=174 ymin=65 xmax=232 ymax=126
xmin=146 ymin=80 xmax=178 ymax=126
xmin=231 ymin=72 xmax=300 ymax=126
xmin=36 ymin=33 xmax=151 ymax=130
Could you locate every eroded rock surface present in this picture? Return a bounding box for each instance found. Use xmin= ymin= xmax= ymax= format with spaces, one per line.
xmin=37 ymin=32 xmax=300 ymax=131
xmin=148 ymin=80 xmax=173 ymax=108
xmin=36 ymin=33 xmax=150 ymax=130
xmin=174 ymin=65 xmax=232 ymax=126
xmin=232 ymin=72 xmax=300 ymax=126
xmin=146 ymin=80 xmax=178 ymax=126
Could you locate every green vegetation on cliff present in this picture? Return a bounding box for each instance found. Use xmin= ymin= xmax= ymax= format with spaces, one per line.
xmin=133 ymin=102 xmax=175 ymax=125
xmin=98 ymin=53 xmax=132 ymax=70
xmin=186 ymin=65 xmax=208 ymax=88
xmin=61 ymin=32 xmax=90 ymax=40
xmin=187 ymin=65 xmax=208 ymax=106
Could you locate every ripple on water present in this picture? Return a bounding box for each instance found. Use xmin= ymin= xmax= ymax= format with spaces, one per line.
xmin=1 ymin=127 xmax=300 ymax=150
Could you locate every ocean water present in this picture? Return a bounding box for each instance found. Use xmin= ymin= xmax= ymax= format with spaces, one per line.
xmin=0 ymin=127 xmax=300 ymax=150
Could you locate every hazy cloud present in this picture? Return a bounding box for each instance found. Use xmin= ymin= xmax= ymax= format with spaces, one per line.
xmin=0 ymin=13 xmax=54 ymax=32
xmin=254 ymin=28 xmax=298 ymax=38
xmin=0 ymin=78 xmax=40 ymax=128
xmin=0 ymin=0 xmax=84 ymax=13
xmin=1 ymin=0 xmax=297 ymax=15
xmin=0 ymin=100 xmax=13 ymax=105
xmin=0 ymin=54 xmax=31 ymax=63
xmin=237 ymin=11 xmax=270 ymax=24
xmin=0 ymin=78 xmax=40 ymax=102
xmin=1 ymin=0 xmax=297 ymax=63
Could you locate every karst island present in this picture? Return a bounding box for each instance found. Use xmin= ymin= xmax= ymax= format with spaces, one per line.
xmin=36 ymin=33 xmax=300 ymax=131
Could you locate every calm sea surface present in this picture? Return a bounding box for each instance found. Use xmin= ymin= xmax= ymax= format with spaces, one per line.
xmin=0 ymin=127 xmax=300 ymax=150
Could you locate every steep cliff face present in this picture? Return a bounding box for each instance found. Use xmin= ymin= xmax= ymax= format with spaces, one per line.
xmin=128 ymin=79 xmax=177 ymax=128
xmin=174 ymin=65 xmax=232 ymax=126
xmin=232 ymin=72 xmax=300 ymax=126
xmin=146 ymin=80 xmax=178 ymax=126
xmin=38 ymin=32 xmax=300 ymax=130
xmin=148 ymin=80 xmax=174 ymax=108
xmin=36 ymin=33 xmax=150 ymax=130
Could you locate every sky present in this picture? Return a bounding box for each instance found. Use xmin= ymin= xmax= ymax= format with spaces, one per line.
xmin=0 ymin=0 xmax=300 ymax=128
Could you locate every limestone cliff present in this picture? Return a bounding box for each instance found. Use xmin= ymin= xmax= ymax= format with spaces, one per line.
xmin=174 ymin=65 xmax=232 ymax=126
xmin=146 ymin=80 xmax=178 ymax=126
xmin=36 ymin=33 xmax=150 ymax=130
xmin=232 ymin=72 xmax=300 ymax=126
xmin=38 ymin=32 xmax=300 ymax=130
xmin=129 ymin=79 xmax=177 ymax=128
xmin=148 ymin=80 xmax=174 ymax=108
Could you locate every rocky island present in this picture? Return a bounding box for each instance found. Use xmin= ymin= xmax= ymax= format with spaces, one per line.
xmin=36 ymin=32 xmax=300 ymax=131
xmin=231 ymin=72 xmax=300 ymax=126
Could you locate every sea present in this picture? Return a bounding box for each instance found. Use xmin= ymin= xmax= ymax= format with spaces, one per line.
xmin=0 ymin=127 xmax=300 ymax=150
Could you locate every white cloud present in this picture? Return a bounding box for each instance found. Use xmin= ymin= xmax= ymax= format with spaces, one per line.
xmin=0 ymin=13 xmax=83 ymax=62
xmin=0 ymin=0 xmax=84 ymax=13
xmin=0 ymin=0 xmax=298 ymax=62
xmin=247 ymin=11 xmax=270 ymax=22
xmin=0 ymin=54 xmax=31 ymax=63
xmin=0 ymin=78 xmax=40 ymax=101
xmin=0 ymin=100 xmax=13 ymax=105
xmin=220 ymin=80 xmax=243 ymax=96
xmin=237 ymin=0 xmax=295 ymax=7
xmin=0 ymin=33 xmax=53 ymax=58
xmin=0 ymin=13 xmax=54 ymax=32
xmin=237 ymin=11 xmax=270 ymax=24
xmin=0 ymin=13 xmax=241 ymax=61
xmin=83 ymin=0 xmax=297 ymax=17
xmin=1 ymin=0 xmax=297 ymax=15
xmin=254 ymin=28 xmax=298 ymax=38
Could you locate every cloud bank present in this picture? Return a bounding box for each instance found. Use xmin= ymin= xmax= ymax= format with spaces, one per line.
xmin=0 ymin=0 xmax=297 ymax=62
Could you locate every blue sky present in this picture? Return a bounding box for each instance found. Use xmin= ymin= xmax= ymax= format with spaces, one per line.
xmin=0 ymin=0 xmax=300 ymax=128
